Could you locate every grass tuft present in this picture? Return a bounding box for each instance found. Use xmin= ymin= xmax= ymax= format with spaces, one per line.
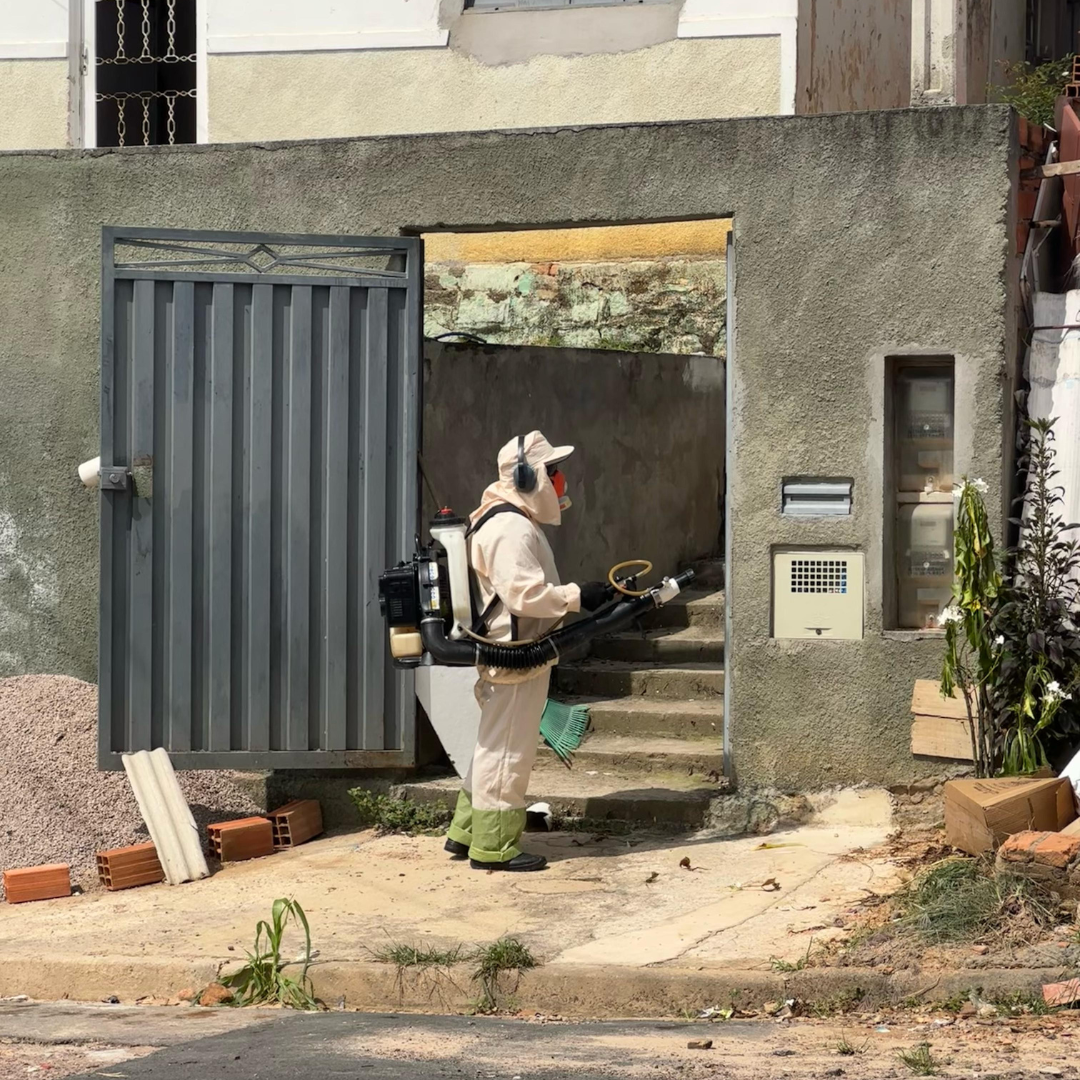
xmin=898 ymin=858 xmax=1055 ymax=945
xmin=349 ymin=788 xmax=451 ymax=836
xmin=897 ymin=1043 xmax=942 ymax=1076
xmin=472 ymin=937 xmax=539 ymax=1013
xmin=835 ymin=1034 xmax=867 ymax=1056
xmin=370 ymin=941 xmax=465 ymax=968
xmin=221 ymin=897 xmax=318 ymax=1010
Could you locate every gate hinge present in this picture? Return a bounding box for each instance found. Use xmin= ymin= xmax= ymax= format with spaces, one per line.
xmin=98 ymin=465 xmax=131 ymax=491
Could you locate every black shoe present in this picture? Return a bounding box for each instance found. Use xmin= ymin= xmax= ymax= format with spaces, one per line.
xmin=444 ymin=838 xmax=469 ymax=858
xmin=470 ymin=852 xmax=548 ymax=872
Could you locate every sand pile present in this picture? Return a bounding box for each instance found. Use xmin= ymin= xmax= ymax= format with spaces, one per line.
xmin=0 ymin=674 xmax=262 ymax=887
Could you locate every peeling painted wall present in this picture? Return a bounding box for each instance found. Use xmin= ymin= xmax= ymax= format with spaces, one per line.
xmin=425 ymin=257 xmax=727 ymax=357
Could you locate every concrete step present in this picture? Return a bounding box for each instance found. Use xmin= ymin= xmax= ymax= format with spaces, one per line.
xmin=591 ymin=626 xmax=725 ymax=664
xmin=638 ymin=588 xmax=724 ymax=632
xmin=554 ymin=661 xmax=724 ymax=700
xmin=395 ymin=770 xmax=726 ymax=828
xmin=535 ymin=733 xmax=725 ymax=778
xmin=558 ymin=696 xmax=723 ymax=739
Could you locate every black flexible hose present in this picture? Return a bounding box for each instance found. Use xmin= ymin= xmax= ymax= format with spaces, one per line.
xmin=419 ymin=569 xmax=696 ymax=670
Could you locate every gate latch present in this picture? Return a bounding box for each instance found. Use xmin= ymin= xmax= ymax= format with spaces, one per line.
xmin=98 ymin=465 xmax=131 ymax=492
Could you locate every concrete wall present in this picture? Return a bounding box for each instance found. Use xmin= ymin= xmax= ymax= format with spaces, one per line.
xmin=795 ymin=0 xmax=911 ymax=114
xmin=421 ymin=342 xmax=725 ymax=587
xmin=0 ymin=108 xmax=1015 ymax=789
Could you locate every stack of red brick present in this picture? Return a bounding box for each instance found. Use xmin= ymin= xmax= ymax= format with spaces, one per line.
xmin=1017 ymin=115 xmax=1052 ymax=254
xmin=2 ymin=798 xmax=324 ymax=904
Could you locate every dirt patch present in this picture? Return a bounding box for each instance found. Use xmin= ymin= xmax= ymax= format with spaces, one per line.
xmin=0 ymin=1039 xmax=155 ymax=1080
xmin=0 ymin=675 xmax=263 ymax=888
xmin=812 ymin=829 xmax=1080 ymax=976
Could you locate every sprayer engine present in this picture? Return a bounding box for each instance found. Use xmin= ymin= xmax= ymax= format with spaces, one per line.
xmin=377 ymin=507 xmax=695 ymax=672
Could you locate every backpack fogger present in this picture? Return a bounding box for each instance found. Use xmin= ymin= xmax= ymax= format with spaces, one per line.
xmin=378 ymin=507 xmax=695 ymax=671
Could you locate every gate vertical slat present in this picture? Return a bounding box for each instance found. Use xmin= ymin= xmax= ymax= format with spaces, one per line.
xmin=127 ymin=279 xmax=156 ymax=752
xmin=206 ymin=284 xmax=234 ymax=752
xmin=98 ymin=239 xmax=118 ymax=764
xmin=361 ymin=288 xmax=389 ymax=750
xmin=244 ymin=283 xmax=274 ymax=752
xmin=285 ymin=287 xmax=312 ymax=751
xmin=166 ymin=281 xmax=195 ymax=753
xmin=320 ymin=286 xmax=350 ymax=749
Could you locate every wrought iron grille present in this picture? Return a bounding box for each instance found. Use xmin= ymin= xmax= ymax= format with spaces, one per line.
xmin=95 ymin=0 xmax=197 ymax=147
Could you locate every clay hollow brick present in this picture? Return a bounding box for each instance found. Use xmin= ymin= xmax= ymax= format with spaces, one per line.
xmin=3 ymin=863 xmax=72 ymax=904
xmin=997 ymin=831 xmax=1050 ymax=863
xmin=96 ymin=842 xmax=165 ymax=891
xmin=269 ymin=800 xmax=323 ymax=849
xmin=1031 ymin=832 xmax=1080 ymax=870
xmin=208 ymin=817 xmax=274 ymax=862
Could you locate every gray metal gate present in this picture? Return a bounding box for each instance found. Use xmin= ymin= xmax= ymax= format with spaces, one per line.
xmin=98 ymin=228 xmax=421 ymax=770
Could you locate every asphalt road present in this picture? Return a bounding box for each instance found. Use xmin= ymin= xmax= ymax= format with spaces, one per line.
xmin=51 ymin=1010 xmax=755 ymax=1080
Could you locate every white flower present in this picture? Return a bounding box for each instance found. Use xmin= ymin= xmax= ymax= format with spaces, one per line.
xmin=937 ymin=606 xmax=963 ymax=625
xmin=953 ymin=478 xmax=989 ymax=499
xmin=1043 ymin=680 xmax=1071 ymax=704
xmin=994 ymin=635 xmax=1005 ymax=647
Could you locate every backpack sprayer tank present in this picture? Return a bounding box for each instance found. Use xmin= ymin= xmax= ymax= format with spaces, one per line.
xmin=377 ymin=506 xmax=695 ymax=671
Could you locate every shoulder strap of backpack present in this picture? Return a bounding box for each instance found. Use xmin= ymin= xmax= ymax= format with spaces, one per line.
xmin=466 ymin=502 xmax=530 ymax=639
xmin=466 ymin=502 xmax=529 ymax=538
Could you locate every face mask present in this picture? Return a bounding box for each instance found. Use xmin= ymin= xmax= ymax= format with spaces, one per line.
xmin=548 ymin=466 xmax=572 ymax=512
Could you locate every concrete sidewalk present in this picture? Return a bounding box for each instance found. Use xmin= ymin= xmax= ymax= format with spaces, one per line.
xmin=0 ymin=790 xmax=908 ymax=1013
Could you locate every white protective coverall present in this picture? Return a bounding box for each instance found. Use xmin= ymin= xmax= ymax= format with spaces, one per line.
xmin=445 ymin=432 xmax=581 ymax=864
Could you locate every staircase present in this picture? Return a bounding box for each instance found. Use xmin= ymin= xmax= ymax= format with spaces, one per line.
xmin=400 ymin=561 xmax=728 ymax=831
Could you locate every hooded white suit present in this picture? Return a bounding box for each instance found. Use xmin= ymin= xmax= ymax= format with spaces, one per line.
xmin=445 ymin=432 xmax=581 ymax=865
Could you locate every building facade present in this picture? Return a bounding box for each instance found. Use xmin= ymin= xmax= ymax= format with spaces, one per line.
xmin=2 ymin=0 xmax=920 ymax=152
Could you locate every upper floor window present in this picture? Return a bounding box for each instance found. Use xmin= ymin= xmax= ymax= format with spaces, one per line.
xmin=466 ymin=1 xmax=667 ymax=10
xmin=95 ymin=0 xmax=197 ymax=147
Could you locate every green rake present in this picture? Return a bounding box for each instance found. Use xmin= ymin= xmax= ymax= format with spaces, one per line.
xmin=539 ymin=699 xmax=590 ymax=766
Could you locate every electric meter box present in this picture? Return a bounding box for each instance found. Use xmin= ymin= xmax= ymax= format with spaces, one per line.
xmin=773 ymin=551 xmax=864 ymax=640
xmin=895 ymin=371 xmax=955 ymax=493
xmin=896 ymin=503 xmax=954 ymax=629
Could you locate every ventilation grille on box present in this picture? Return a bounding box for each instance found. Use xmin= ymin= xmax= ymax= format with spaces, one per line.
xmin=790 ymin=558 xmax=848 ymax=595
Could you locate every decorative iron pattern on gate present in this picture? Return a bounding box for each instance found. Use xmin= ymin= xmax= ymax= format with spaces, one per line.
xmin=99 ymin=228 xmax=422 ymax=770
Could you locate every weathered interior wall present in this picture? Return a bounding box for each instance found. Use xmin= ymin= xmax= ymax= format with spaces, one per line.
xmin=421 ymin=342 xmax=725 ymax=587
xmin=425 ymin=259 xmax=727 ymax=357
xmin=424 ymin=219 xmax=729 ymax=354
xmin=0 ymin=108 xmax=1014 ymax=788
xmin=795 ymin=0 xmax=911 ymax=114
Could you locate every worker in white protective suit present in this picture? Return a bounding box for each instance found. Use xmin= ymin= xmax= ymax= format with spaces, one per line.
xmin=443 ymin=432 xmax=613 ymax=871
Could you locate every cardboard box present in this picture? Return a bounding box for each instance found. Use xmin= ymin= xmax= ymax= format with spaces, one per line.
xmin=944 ymin=777 xmax=1077 ymax=855
xmin=1061 ymin=816 xmax=1080 ymax=837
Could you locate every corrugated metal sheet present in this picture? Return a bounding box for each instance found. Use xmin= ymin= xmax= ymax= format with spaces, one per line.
xmin=99 ymin=229 xmax=421 ymax=770
xmin=122 ymin=749 xmax=209 ymax=885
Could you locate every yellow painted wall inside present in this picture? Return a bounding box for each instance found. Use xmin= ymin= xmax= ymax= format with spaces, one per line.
xmin=208 ymin=36 xmax=781 ymax=143
xmin=424 ymin=219 xmax=733 ymax=264
xmin=0 ymin=60 xmax=68 ymax=151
